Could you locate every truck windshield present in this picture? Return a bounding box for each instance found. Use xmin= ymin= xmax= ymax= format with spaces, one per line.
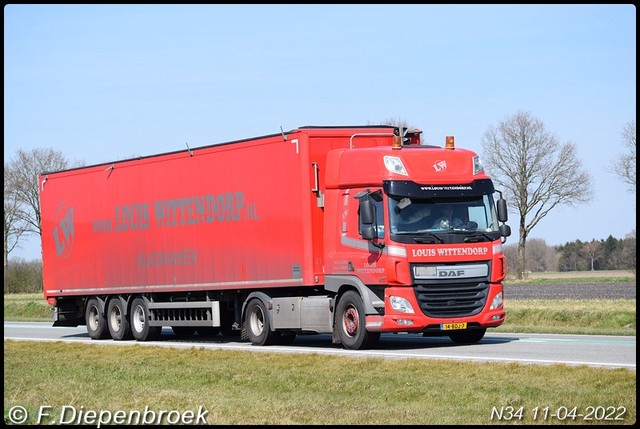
xmin=389 ymin=195 xmax=499 ymax=235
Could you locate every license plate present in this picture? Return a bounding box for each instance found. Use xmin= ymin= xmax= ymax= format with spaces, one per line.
xmin=441 ymin=322 xmax=467 ymax=330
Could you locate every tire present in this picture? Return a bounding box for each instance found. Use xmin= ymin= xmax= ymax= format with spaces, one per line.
xmin=197 ymin=326 xmax=221 ymax=337
xmin=245 ymin=298 xmax=279 ymax=346
xmin=85 ymin=298 xmax=110 ymax=340
xmin=171 ymin=326 xmax=196 ymax=337
xmin=335 ymin=290 xmax=380 ymax=350
xmin=130 ymin=297 xmax=161 ymax=341
xmin=107 ymin=298 xmax=132 ymax=341
xmin=239 ymin=323 xmax=249 ymax=342
xmin=448 ymin=328 xmax=486 ymax=345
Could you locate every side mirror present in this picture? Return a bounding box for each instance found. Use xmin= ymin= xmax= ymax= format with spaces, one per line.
xmin=358 ymin=198 xmax=384 ymax=249
xmin=361 ymin=226 xmax=376 ymax=240
xmin=497 ymin=198 xmax=508 ymax=223
xmin=360 ymin=200 xmax=374 ymax=225
xmin=499 ymin=224 xmax=511 ymax=238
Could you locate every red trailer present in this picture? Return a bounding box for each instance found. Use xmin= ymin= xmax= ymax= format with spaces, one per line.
xmin=39 ymin=125 xmax=511 ymax=350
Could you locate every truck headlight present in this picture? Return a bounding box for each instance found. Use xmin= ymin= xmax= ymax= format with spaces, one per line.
xmin=490 ymin=292 xmax=503 ymax=310
xmin=390 ymin=296 xmax=414 ymax=313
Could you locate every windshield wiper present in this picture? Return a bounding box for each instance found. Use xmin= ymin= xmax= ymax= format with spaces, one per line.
xmin=462 ymin=232 xmax=494 ymax=242
xmin=393 ymin=230 xmax=445 ymax=243
xmin=412 ymin=232 xmax=445 ymax=244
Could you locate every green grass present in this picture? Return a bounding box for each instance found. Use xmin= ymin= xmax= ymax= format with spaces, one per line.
xmin=3 ymin=293 xmax=51 ymax=321
xmin=3 ymin=341 xmax=636 ymax=425
xmin=496 ymin=299 xmax=636 ymax=336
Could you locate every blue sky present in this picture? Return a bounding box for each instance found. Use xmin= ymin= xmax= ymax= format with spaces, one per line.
xmin=4 ymin=4 xmax=636 ymax=261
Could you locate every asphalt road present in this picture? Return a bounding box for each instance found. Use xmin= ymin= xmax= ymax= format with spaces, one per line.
xmin=4 ymin=321 xmax=636 ymax=371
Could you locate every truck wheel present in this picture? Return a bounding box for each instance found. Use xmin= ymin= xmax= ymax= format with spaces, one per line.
xmin=336 ymin=290 xmax=380 ymax=350
xmin=130 ymin=297 xmax=161 ymax=341
xmin=107 ymin=298 xmax=132 ymax=341
xmin=448 ymin=328 xmax=486 ymax=345
xmin=85 ymin=298 xmax=110 ymax=340
xmin=245 ymin=299 xmax=278 ymax=346
xmin=239 ymin=324 xmax=249 ymax=342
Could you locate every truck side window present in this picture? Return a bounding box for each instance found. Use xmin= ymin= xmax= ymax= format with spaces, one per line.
xmin=373 ymin=197 xmax=384 ymax=238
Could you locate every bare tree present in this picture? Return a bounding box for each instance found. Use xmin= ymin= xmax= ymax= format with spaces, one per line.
xmin=377 ymin=117 xmax=414 ymax=128
xmin=503 ymin=239 xmax=558 ymax=277
xmin=4 ymin=164 xmax=30 ymax=271
xmin=582 ymin=240 xmax=602 ymax=271
xmin=525 ymin=238 xmax=558 ymax=273
xmin=5 ymin=148 xmax=82 ymax=265
xmin=374 ymin=118 xmax=422 ymax=144
xmin=481 ymin=111 xmax=593 ymax=279
xmin=620 ymin=229 xmax=636 ymax=274
xmin=610 ymin=119 xmax=636 ymax=195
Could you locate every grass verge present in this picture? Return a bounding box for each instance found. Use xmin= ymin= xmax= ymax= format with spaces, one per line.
xmin=4 ymin=293 xmax=51 ymax=321
xmin=496 ymin=299 xmax=636 ymax=336
xmin=3 ymin=340 xmax=636 ymax=425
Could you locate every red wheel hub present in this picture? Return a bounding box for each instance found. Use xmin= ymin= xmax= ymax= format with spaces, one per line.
xmin=343 ymin=307 xmax=359 ymax=335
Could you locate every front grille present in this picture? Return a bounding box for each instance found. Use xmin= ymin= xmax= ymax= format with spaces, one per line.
xmin=413 ymin=282 xmax=488 ymax=318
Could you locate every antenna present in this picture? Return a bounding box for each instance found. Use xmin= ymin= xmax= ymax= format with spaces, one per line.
xmin=186 ymin=142 xmax=193 ymax=157
xmin=104 ymin=164 xmax=115 ymax=179
xmin=280 ymin=126 xmax=287 ymax=141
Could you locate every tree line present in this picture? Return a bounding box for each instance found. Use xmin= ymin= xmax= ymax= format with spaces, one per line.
xmin=502 ymin=233 xmax=636 ymax=276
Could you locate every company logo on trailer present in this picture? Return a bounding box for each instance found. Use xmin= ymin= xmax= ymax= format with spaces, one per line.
xmin=53 ymin=205 xmax=74 ymax=257
xmin=433 ymin=160 xmax=447 ymax=172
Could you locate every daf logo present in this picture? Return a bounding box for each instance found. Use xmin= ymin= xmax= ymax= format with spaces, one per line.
xmin=438 ymin=270 xmax=465 ymax=277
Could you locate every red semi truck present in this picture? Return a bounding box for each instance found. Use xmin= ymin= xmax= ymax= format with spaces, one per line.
xmin=39 ymin=125 xmax=511 ymax=350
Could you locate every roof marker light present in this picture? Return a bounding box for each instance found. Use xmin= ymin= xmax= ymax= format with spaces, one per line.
xmin=384 ymin=156 xmax=408 ymax=176
xmin=445 ymin=135 xmax=455 ymax=150
xmin=473 ymin=156 xmax=484 ymax=175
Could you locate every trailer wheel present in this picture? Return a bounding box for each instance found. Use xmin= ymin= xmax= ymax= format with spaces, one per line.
xmin=245 ymin=299 xmax=278 ymax=346
xmin=130 ymin=297 xmax=161 ymax=341
xmin=85 ymin=298 xmax=110 ymax=340
xmin=107 ymin=298 xmax=132 ymax=341
xmin=448 ymin=328 xmax=486 ymax=345
xmin=336 ymin=290 xmax=380 ymax=350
